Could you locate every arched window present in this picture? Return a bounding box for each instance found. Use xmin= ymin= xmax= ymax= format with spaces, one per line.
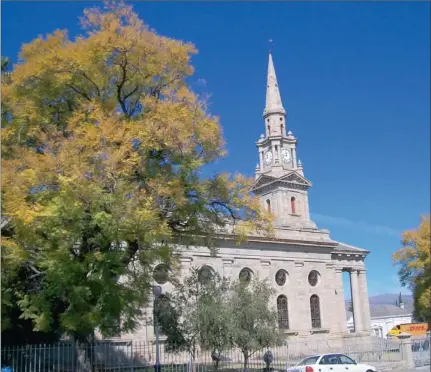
xmin=277 ymin=295 xmax=289 ymax=329
xmin=198 ymin=265 xmax=214 ymax=285
xmin=280 ymin=123 xmax=284 ymax=134
xmin=267 ymin=125 xmax=271 ymax=135
xmin=310 ymin=295 xmax=321 ymax=329
xmin=266 ymin=199 xmax=271 ymax=213
xmin=290 ymin=197 xmax=296 ymax=214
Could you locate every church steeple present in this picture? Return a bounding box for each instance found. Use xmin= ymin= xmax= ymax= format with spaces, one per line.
xmin=252 ymin=51 xmax=316 ymax=229
xmin=263 ymin=52 xmax=286 ymax=117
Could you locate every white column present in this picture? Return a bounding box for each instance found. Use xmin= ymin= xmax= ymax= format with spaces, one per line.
xmin=335 ymin=268 xmax=347 ymax=333
xmin=259 ymin=150 xmax=264 ymax=171
xmin=358 ymin=269 xmax=372 ymax=333
xmin=303 ymin=194 xmax=310 ymax=220
xmin=350 ymin=269 xmax=363 ymax=332
xmin=292 ymin=148 xmax=297 ymax=168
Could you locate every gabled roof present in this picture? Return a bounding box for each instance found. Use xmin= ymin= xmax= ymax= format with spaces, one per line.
xmin=346 ymin=304 xmax=413 ymax=320
xmin=251 ymin=171 xmax=312 ymax=192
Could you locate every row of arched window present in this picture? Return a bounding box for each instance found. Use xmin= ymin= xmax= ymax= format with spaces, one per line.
xmin=265 ymin=197 xmax=297 ymax=214
xmin=277 ymin=294 xmax=321 ymax=329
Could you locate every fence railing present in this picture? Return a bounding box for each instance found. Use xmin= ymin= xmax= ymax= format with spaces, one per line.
xmin=1 ymin=336 xmax=403 ymax=372
xmin=411 ymin=337 xmax=431 ymax=367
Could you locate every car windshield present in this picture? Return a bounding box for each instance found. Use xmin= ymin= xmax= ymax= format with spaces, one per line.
xmin=297 ymin=356 xmax=319 ymax=366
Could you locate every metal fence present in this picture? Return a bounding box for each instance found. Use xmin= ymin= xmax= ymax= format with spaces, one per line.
xmin=1 ymin=337 xmax=403 ymax=372
xmin=411 ymin=337 xmax=431 ymax=367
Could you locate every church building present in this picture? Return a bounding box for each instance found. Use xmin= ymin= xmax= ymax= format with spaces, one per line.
xmin=125 ymin=52 xmax=373 ymax=342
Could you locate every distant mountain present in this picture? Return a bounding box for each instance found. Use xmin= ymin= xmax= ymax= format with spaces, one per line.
xmin=368 ymin=293 xmax=413 ymax=305
xmin=345 ymin=293 xmax=414 ymax=307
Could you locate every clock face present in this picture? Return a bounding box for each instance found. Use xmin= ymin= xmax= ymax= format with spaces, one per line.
xmin=281 ymin=149 xmax=292 ymax=163
xmin=264 ymin=151 xmax=273 ymax=165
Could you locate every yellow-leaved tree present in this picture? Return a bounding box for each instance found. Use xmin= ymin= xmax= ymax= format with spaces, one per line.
xmin=393 ymin=215 xmax=431 ymax=322
xmin=1 ymin=0 xmax=271 ymax=353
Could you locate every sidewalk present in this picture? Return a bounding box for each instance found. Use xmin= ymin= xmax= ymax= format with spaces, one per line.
xmin=391 ymin=366 xmax=430 ymax=372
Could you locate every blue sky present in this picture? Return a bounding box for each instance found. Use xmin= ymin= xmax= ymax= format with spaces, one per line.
xmin=2 ymin=1 xmax=430 ymax=298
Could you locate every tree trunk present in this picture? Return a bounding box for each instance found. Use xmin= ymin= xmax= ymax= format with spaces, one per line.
xmin=213 ymin=359 xmax=220 ymax=372
xmin=75 ymin=341 xmax=92 ymax=372
xmin=243 ymin=349 xmax=249 ymax=372
xmin=74 ymin=333 xmax=94 ymax=372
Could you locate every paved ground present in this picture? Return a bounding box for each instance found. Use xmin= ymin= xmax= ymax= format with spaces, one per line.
xmin=392 ymin=366 xmax=430 ymax=372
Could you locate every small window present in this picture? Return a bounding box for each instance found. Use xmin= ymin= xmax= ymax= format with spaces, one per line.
xmin=279 ymin=117 xmax=283 ymax=121
xmin=198 ymin=265 xmax=214 ymax=285
xmin=239 ymin=267 xmax=253 ymax=284
xmin=308 ymin=270 xmax=319 ymax=287
xmin=267 ymin=125 xmax=271 ymax=135
xmin=266 ymin=199 xmax=271 ymax=213
xmin=310 ymin=294 xmax=321 ymax=329
xmin=275 ymin=269 xmax=287 ymax=286
xmin=290 ymin=197 xmax=296 ymax=214
xmin=153 ymin=264 xmax=170 ymax=285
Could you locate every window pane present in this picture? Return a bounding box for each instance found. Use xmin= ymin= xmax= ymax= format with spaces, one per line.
xmin=310 ymin=295 xmax=321 ymax=328
xmin=338 ymin=355 xmax=355 ymax=364
xmin=299 ymin=356 xmax=319 ymax=366
xmin=277 ymin=295 xmax=289 ymax=329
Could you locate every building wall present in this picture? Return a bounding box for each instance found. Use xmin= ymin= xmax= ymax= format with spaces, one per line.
xmin=118 ymin=239 xmax=366 ymax=343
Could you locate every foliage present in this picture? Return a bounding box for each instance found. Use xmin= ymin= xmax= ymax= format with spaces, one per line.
xmin=1 ymin=1 xmax=271 ymax=342
xmin=227 ymin=278 xmax=284 ymax=370
xmin=155 ymin=268 xmax=233 ymax=366
xmin=393 ymin=215 xmax=431 ymax=322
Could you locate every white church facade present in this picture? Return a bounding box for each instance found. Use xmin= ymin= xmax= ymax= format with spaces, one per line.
xmin=122 ymin=53 xmax=373 ymax=343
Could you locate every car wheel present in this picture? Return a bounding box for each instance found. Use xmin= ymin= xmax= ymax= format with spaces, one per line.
xmin=366 ymin=370 xmax=374 ymax=372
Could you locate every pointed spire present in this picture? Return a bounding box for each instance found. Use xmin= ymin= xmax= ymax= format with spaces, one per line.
xmin=263 ymin=52 xmax=285 ymax=117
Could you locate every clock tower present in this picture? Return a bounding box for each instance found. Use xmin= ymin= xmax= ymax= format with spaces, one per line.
xmin=251 ymin=52 xmax=317 ymax=229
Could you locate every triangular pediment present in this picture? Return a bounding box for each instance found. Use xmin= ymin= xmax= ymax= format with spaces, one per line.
xmin=279 ymin=172 xmax=312 ymax=187
xmin=251 ymin=174 xmax=276 ymax=190
xmin=251 ymin=171 xmax=311 ymax=192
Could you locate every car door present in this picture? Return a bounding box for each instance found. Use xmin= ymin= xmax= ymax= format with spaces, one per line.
xmin=336 ymin=354 xmax=358 ymax=372
xmin=317 ymin=354 xmax=342 ymax=372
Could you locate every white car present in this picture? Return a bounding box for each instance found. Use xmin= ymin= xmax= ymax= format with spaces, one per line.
xmin=286 ymin=353 xmax=377 ymax=372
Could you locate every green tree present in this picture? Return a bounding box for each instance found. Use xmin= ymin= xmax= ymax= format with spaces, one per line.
xmin=393 ymin=215 xmax=431 ymax=322
xmin=155 ymin=268 xmax=233 ymax=372
xmin=228 ymin=278 xmax=284 ymax=371
xmin=1 ymin=0 xmax=271 ymax=361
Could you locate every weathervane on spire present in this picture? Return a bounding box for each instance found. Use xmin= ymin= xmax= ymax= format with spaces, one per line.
xmin=269 ymin=39 xmax=274 ymax=53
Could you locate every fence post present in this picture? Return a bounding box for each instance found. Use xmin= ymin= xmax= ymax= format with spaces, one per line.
xmin=398 ymin=333 xmax=414 ymax=368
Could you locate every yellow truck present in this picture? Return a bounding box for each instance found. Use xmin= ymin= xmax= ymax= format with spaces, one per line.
xmin=387 ymin=323 xmax=430 ymax=338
